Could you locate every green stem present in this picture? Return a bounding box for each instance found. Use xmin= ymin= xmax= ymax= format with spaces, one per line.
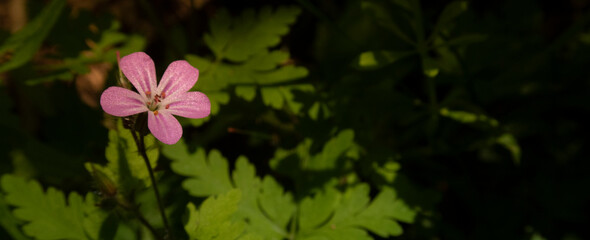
xmin=130 ymin=130 xmax=172 ymax=240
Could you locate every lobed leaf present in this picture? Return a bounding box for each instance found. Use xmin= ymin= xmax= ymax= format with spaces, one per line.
xmin=184 ymin=5 xmax=309 ymax=120
xmin=185 ymin=189 xmax=261 ymax=240
xmin=164 ymin=142 xmax=295 ymax=239
xmin=299 ymin=185 xmax=416 ymax=239
xmin=163 ymin=141 xmax=233 ymax=196
xmin=0 ymin=174 xmax=106 ymax=240
xmin=204 ymin=6 xmax=301 ymax=62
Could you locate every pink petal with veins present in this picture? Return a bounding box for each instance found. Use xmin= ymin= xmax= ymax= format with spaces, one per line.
xmin=167 ymin=91 xmax=211 ymax=119
xmin=119 ymin=52 xmax=157 ymax=99
xmin=100 ymin=86 xmax=147 ymax=117
xmin=157 ymin=60 xmax=198 ymax=99
xmin=147 ymin=111 xmax=183 ymax=144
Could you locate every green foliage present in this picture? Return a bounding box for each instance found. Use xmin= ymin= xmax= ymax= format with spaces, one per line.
xmin=270 ymin=129 xmax=356 ymax=182
xmin=204 ymin=7 xmax=301 ymax=62
xmin=186 ymin=6 xmax=309 ymax=121
xmin=0 ymin=0 xmax=65 ymax=73
xmin=164 ymin=138 xmax=415 ymax=239
xmin=164 ymin=142 xmax=233 ymax=196
xmin=25 ymin=21 xmax=146 ymax=85
xmin=0 ymin=175 xmax=106 ymax=240
xmin=185 ymin=189 xmax=262 ymax=240
xmin=85 ymin=121 xmax=160 ymax=194
xmin=163 ymin=142 xmax=295 ymax=239
xmin=297 ymin=185 xmax=415 ymax=240
xmin=0 ymin=193 xmax=29 ymax=240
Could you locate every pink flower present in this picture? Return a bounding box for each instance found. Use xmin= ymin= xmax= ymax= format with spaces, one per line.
xmin=100 ymin=52 xmax=210 ymax=144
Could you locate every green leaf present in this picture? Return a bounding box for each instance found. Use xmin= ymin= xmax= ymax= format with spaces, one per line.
xmin=185 ymin=6 xmax=308 ymax=118
xmin=0 ymin=174 xmax=106 ymax=240
xmin=164 ymin=142 xmax=295 ymax=239
xmin=309 ymin=129 xmax=355 ymax=170
xmin=185 ymin=189 xmax=261 ymax=240
xmin=186 ymin=51 xmax=308 ymax=115
xmin=299 ymin=185 xmax=416 ymax=239
xmin=261 ymin=87 xmax=284 ymax=109
xmin=204 ymin=6 xmax=301 ymax=62
xmin=299 ymin=188 xmax=339 ymax=232
xmin=235 ymin=86 xmax=257 ymax=101
xmin=0 ymin=0 xmax=66 ymax=73
xmin=421 ymin=57 xmax=439 ymax=78
xmin=0 ymin=193 xmax=29 ymax=240
xmin=24 ymin=21 xmax=146 ymax=85
xmin=164 ymin=141 xmax=233 ymax=196
xmin=85 ymin=120 xmax=159 ymax=195
xmin=308 ymin=101 xmax=331 ymax=120
xmin=355 ymin=50 xmax=415 ymax=70
xmin=496 ymin=133 xmax=521 ymax=165
xmin=439 ymin=108 xmax=499 ymax=127
xmin=188 ymin=51 xmax=308 ymax=90
xmin=271 ymin=129 xmax=355 ymax=172
xmin=256 ymin=176 xmax=296 ymax=233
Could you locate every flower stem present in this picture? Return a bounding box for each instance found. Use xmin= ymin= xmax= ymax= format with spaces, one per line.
xmin=130 ymin=130 xmax=173 ymax=240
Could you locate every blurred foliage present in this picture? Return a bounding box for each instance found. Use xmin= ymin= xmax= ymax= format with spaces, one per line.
xmin=1 ymin=0 xmax=590 ymax=239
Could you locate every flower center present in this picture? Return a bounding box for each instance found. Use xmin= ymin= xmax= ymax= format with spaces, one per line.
xmin=145 ymin=91 xmax=168 ymax=114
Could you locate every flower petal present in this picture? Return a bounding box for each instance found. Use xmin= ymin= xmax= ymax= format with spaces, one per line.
xmin=156 ymin=60 xmax=198 ymax=99
xmin=165 ymin=91 xmax=211 ymax=119
xmin=100 ymin=86 xmax=147 ymax=117
xmin=119 ymin=52 xmax=157 ymax=99
xmin=147 ymin=111 xmax=182 ymax=144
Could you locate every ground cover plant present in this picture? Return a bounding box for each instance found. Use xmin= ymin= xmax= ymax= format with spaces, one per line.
xmin=1 ymin=0 xmax=589 ymax=239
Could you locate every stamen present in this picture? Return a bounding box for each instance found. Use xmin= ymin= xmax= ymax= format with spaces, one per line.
xmin=145 ymin=91 xmax=151 ymax=98
xmin=154 ymin=110 xmax=159 ymax=116
xmin=161 ymin=92 xmax=166 ymax=99
xmin=165 ymin=104 xmax=169 ymax=109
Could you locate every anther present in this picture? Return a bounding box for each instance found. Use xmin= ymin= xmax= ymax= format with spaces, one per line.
xmin=145 ymin=91 xmax=151 ymax=97
xmin=153 ymin=110 xmax=159 ymax=116
xmin=165 ymin=104 xmax=169 ymax=109
xmin=161 ymin=92 xmax=166 ymax=99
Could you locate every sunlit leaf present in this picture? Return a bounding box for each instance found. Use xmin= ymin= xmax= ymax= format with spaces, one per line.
xmin=439 ymin=108 xmax=499 ymax=126
xmin=235 ymin=86 xmax=257 ymax=101
xmin=421 ymin=57 xmax=439 ymax=78
xmin=0 ymin=193 xmax=29 ymax=240
xmin=0 ymin=174 xmax=106 ymax=240
xmin=163 ymin=141 xmax=233 ymax=196
xmin=164 ymin=142 xmax=295 ymax=239
xmin=271 ymin=129 xmax=355 ymax=173
xmin=298 ymin=185 xmax=416 ymax=239
xmin=185 ymin=189 xmax=261 ymax=240
xmin=355 ymin=50 xmax=415 ymax=70
xmin=497 ymin=133 xmax=521 ymax=165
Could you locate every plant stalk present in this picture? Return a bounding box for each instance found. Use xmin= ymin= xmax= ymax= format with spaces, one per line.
xmin=130 ymin=130 xmax=172 ymax=240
